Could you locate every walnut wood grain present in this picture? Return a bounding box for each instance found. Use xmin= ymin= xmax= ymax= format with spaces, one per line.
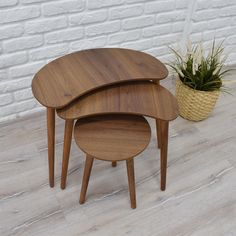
xmin=57 ymin=81 xmax=178 ymax=121
xmin=47 ymin=108 xmax=55 ymax=188
xmin=112 ymin=161 xmax=117 ymax=167
xmin=32 ymin=48 xmax=168 ymax=108
xmin=74 ymin=115 xmax=151 ymax=162
xmin=79 ymin=155 xmax=94 ymax=204
xmin=160 ymin=120 xmax=169 ymax=191
xmin=61 ymin=119 xmax=74 ymax=190
xmin=156 ymin=119 xmax=162 ymax=149
xmin=126 ymin=158 xmax=136 ymax=209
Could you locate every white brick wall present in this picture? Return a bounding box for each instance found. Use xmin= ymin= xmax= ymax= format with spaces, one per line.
xmin=0 ymin=0 xmax=236 ymax=123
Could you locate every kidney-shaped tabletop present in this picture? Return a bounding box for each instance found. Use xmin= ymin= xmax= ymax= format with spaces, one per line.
xmin=57 ymin=81 xmax=178 ymax=122
xmin=32 ymin=48 xmax=168 ymax=109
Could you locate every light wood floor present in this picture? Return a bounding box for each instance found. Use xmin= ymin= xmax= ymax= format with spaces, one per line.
xmin=0 ymin=73 xmax=236 ymax=236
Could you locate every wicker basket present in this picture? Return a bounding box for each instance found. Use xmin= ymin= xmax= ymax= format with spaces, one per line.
xmin=176 ymin=78 xmax=220 ymax=121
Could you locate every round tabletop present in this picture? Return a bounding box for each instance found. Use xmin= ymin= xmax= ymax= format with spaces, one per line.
xmin=32 ymin=48 xmax=168 ymax=108
xmin=74 ymin=114 xmax=151 ymax=161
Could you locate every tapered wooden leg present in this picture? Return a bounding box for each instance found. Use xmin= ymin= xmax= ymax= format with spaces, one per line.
xmin=126 ymin=159 xmax=136 ymax=209
xmin=112 ymin=161 xmax=117 ymax=167
xmin=160 ymin=120 xmax=169 ymax=191
xmin=80 ymin=155 xmax=94 ymax=204
xmin=153 ymin=80 xmax=160 ymax=85
xmin=47 ymin=108 xmax=55 ymax=188
xmin=156 ymin=119 xmax=162 ymax=149
xmin=61 ymin=119 xmax=74 ymax=190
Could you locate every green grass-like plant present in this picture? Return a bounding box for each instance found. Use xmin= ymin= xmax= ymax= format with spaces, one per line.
xmin=168 ymin=41 xmax=231 ymax=92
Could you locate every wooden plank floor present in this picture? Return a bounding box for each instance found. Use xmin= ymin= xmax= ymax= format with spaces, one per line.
xmin=0 ymin=73 xmax=236 ymax=236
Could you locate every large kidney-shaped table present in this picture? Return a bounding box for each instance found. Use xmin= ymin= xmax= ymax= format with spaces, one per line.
xmin=32 ymin=48 xmax=178 ymax=190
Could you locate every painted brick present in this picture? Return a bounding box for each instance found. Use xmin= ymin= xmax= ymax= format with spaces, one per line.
xmin=29 ymin=44 xmax=69 ymax=61
xmin=212 ymin=0 xmax=235 ymax=8
xmin=109 ymin=30 xmax=140 ymax=45
xmin=156 ymin=10 xmax=187 ymax=23
xmin=45 ymin=28 xmax=84 ymax=44
xmin=196 ymin=0 xmax=212 ymax=10
xmin=172 ymin=22 xmax=185 ymax=33
xmin=86 ymin=21 xmax=120 ymax=37
xmin=122 ymin=39 xmax=153 ymax=51
xmin=14 ymin=88 xmax=33 ymax=101
xmin=207 ymin=18 xmax=232 ymax=30
xmin=219 ymin=6 xmax=236 ymax=17
xmin=110 ymin=5 xmax=143 ymax=20
xmin=226 ymin=52 xmax=236 ymax=65
xmin=202 ymin=31 xmax=215 ymax=42
xmin=153 ymin=33 xmax=182 ymax=47
xmin=232 ymin=17 xmax=236 ymax=25
xmin=143 ymin=24 xmax=173 ymax=37
xmin=193 ymin=9 xmax=218 ymax=21
xmin=0 ymin=52 xmax=28 ymax=69
xmin=126 ymin=0 xmax=146 ymax=3
xmin=145 ymin=1 xmax=175 ymax=14
xmin=192 ymin=22 xmax=207 ymax=33
xmin=0 ymin=25 xmax=24 ymax=40
xmin=21 ymin=0 xmax=48 ymax=4
xmin=0 ymin=0 xmax=18 ymax=7
xmin=0 ymin=6 xmax=40 ymax=24
xmin=214 ymin=27 xmax=235 ymax=38
xmin=0 ymin=78 xmax=31 ymax=93
xmin=0 ymin=70 xmax=8 ymax=81
xmin=0 ymin=94 xmax=13 ymax=106
xmin=70 ymin=36 xmax=107 ymax=50
xmin=123 ymin=16 xmax=154 ymax=30
xmin=25 ymin=17 xmax=67 ymax=34
xmin=191 ymin=32 xmax=205 ymax=43
xmin=176 ymin=0 xmax=188 ymax=9
xmin=9 ymin=61 xmax=45 ymax=78
xmin=88 ymin=0 xmax=124 ymax=9
xmin=3 ymin=35 xmax=44 ymax=53
xmin=42 ymin=0 xmax=85 ymax=16
xmin=146 ymin=46 xmax=169 ymax=57
xmin=70 ymin=10 xmax=108 ymax=25
xmin=1 ymin=100 xmax=36 ymax=117
xmin=157 ymin=54 xmax=173 ymax=63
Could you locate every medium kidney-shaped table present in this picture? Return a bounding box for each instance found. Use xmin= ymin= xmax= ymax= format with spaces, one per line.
xmin=32 ymin=48 xmax=178 ymax=190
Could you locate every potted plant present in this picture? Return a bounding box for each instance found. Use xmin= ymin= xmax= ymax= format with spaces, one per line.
xmin=168 ymin=41 xmax=230 ymax=121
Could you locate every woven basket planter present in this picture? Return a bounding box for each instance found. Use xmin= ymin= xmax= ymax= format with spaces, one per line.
xmin=176 ymin=78 xmax=220 ymax=121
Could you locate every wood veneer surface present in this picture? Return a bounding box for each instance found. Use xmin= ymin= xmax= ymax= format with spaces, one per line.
xmin=74 ymin=115 xmax=151 ymax=161
xmin=32 ymin=48 xmax=168 ymax=108
xmin=57 ymin=81 xmax=178 ymax=121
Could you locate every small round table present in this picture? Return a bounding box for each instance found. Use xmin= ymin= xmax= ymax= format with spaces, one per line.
xmin=74 ymin=114 xmax=151 ymax=209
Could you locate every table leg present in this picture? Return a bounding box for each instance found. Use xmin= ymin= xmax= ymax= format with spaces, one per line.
xmin=80 ymin=155 xmax=94 ymax=204
xmin=112 ymin=161 xmax=117 ymax=167
xmin=153 ymin=80 xmax=160 ymax=149
xmin=61 ymin=119 xmax=74 ymax=189
xmin=156 ymin=119 xmax=162 ymax=149
xmin=153 ymin=80 xmax=160 ymax=85
xmin=126 ymin=158 xmax=136 ymax=209
xmin=47 ymin=108 xmax=55 ymax=188
xmin=160 ymin=120 xmax=169 ymax=191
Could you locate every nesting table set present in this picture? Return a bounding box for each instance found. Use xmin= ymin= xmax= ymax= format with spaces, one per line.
xmin=32 ymin=48 xmax=178 ymax=209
